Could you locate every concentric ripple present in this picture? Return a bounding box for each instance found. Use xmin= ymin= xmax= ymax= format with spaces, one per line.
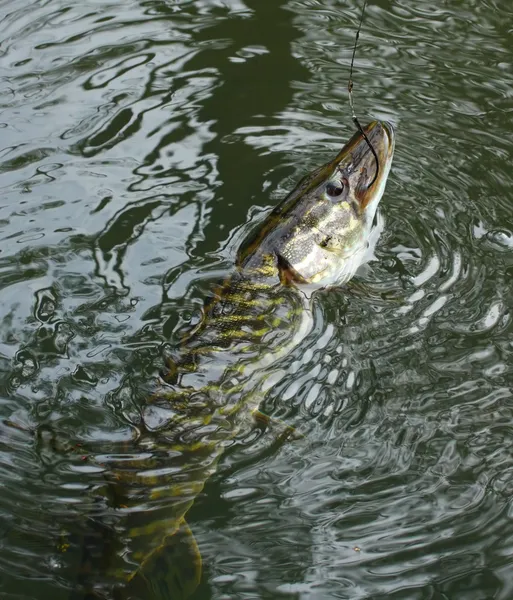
xmin=1 ymin=0 xmax=513 ymax=599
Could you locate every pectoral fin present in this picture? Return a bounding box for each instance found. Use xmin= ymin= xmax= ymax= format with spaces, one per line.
xmin=252 ymin=409 xmax=303 ymax=441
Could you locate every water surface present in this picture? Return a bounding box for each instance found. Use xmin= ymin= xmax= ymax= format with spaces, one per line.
xmin=1 ymin=0 xmax=513 ymax=598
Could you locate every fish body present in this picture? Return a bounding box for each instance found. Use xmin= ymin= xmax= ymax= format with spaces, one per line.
xmin=74 ymin=121 xmax=395 ymax=599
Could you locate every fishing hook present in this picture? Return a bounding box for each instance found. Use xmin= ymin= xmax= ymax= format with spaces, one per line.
xmin=348 ymin=0 xmax=380 ymax=188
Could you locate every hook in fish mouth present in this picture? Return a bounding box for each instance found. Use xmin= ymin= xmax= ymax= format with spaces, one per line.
xmin=344 ymin=120 xmax=395 ymax=211
xmin=237 ymin=119 xmax=395 ymax=287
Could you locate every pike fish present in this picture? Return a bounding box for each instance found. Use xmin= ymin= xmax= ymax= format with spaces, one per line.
xmin=73 ymin=120 xmax=395 ymax=599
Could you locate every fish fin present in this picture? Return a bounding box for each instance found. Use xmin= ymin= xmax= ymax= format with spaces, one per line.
xmin=252 ymin=409 xmax=303 ymax=440
xmin=124 ymin=518 xmax=202 ymax=600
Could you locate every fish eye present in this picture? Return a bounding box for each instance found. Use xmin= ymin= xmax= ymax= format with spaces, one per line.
xmin=326 ymin=181 xmax=344 ymax=198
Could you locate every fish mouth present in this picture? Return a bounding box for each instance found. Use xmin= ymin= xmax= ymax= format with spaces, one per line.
xmin=351 ymin=119 xmax=395 ymax=211
xmin=381 ymin=120 xmax=395 ymax=159
xmin=365 ymin=119 xmax=395 ymax=155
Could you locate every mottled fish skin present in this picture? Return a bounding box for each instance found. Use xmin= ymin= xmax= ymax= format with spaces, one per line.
xmin=76 ymin=121 xmax=395 ymax=599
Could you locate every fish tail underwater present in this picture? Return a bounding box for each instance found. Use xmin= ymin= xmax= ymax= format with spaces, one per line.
xmin=65 ymin=118 xmax=395 ymax=599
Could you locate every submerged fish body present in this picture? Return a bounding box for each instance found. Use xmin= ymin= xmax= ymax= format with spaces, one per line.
xmin=75 ymin=121 xmax=395 ymax=599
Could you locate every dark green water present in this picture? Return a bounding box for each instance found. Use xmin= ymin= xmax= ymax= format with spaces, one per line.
xmin=1 ymin=0 xmax=513 ymax=598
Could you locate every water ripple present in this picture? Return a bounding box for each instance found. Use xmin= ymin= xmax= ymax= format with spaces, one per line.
xmin=2 ymin=0 xmax=513 ymax=598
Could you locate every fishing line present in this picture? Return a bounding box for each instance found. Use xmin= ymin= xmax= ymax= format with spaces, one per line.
xmin=347 ymin=0 xmax=380 ymax=188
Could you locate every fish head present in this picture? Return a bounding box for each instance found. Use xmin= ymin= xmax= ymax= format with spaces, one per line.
xmin=238 ymin=120 xmax=395 ymax=287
